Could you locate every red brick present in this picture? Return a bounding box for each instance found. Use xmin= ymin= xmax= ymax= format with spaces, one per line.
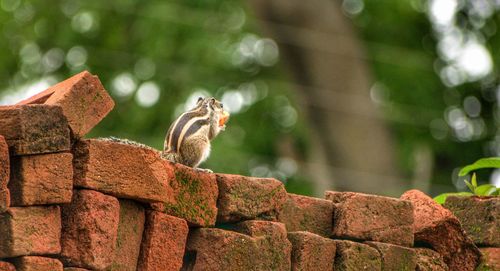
xmin=63 ymin=268 xmax=90 ymax=271
xmin=151 ymin=163 xmax=218 ymax=227
xmin=233 ymin=220 xmax=291 ymax=271
xmin=109 ymin=199 xmax=145 ymax=271
xmin=137 ymin=211 xmax=188 ymax=271
xmin=365 ymin=241 xmax=416 ymax=270
xmin=11 ymin=256 xmax=63 ymax=271
xmin=8 ymin=152 xmax=73 ymax=206
xmin=326 ymin=191 xmax=414 ymax=247
xmin=0 ymin=262 xmax=15 ymax=271
xmin=401 ymin=190 xmax=481 ymax=271
xmin=287 ymin=231 xmax=336 ymax=271
xmin=18 ymin=71 xmax=115 ymax=138
xmin=216 ymin=174 xmax=287 ymax=223
xmin=478 ymin=248 xmax=500 ymax=271
xmin=414 ymin=248 xmax=448 ymax=271
xmin=444 ymin=196 xmax=499 ymax=246
xmin=0 ymin=206 xmax=61 ymax=257
xmin=0 ymin=136 xmax=8 ymax=212
xmin=73 ymin=139 xmax=173 ymax=203
xmin=0 ymin=104 xmax=70 ymax=155
xmin=277 ymin=193 xmax=333 ymax=237
xmin=185 ymin=228 xmax=259 ymax=271
xmin=334 ymin=240 xmax=381 ymax=271
xmin=0 ymin=188 xmax=9 ymax=213
xmin=60 ymin=190 xmax=119 ymax=270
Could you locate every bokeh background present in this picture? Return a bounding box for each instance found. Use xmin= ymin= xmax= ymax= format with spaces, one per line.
xmin=1 ymin=0 xmax=499 ymax=197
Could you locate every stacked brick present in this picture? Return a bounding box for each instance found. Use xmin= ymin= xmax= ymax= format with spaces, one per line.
xmin=0 ymin=71 xmax=495 ymax=271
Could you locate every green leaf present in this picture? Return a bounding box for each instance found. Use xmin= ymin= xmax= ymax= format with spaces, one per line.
xmin=433 ymin=192 xmax=474 ymax=205
xmin=464 ymin=180 xmax=475 ymax=193
xmin=459 ymin=157 xmax=500 ymax=176
xmin=471 ymin=173 xmax=477 ymax=188
xmin=474 ymin=184 xmax=498 ymax=196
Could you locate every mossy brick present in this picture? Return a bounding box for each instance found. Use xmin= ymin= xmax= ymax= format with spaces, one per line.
xmin=288 ymin=231 xmax=336 ymax=271
xmin=10 ymin=256 xmax=63 ymax=271
xmin=365 ymin=241 xmax=416 ymax=271
xmin=0 ymin=261 xmax=15 ymax=271
xmin=73 ymin=139 xmax=173 ymax=203
xmin=0 ymin=136 xmax=8 ymax=212
xmin=277 ymin=193 xmax=333 ymax=237
xmin=477 ymin=248 xmax=500 ymax=271
xmin=334 ymin=240 xmax=382 ymax=271
xmin=109 ymin=199 xmax=145 ymax=271
xmin=150 ymin=162 xmax=218 ymax=227
xmin=233 ymin=220 xmax=292 ymax=271
xmin=444 ymin=196 xmax=499 ymax=246
xmin=18 ymin=71 xmax=115 ymax=138
xmin=0 ymin=205 xmax=61 ymax=257
xmin=216 ymin=174 xmax=287 ymax=223
xmin=325 ymin=191 xmax=414 ymax=247
xmin=9 ymin=152 xmax=73 ymax=206
xmin=137 ymin=211 xmax=188 ymax=271
xmin=184 ymin=228 xmax=260 ymax=271
xmin=401 ymin=190 xmax=481 ymax=271
xmin=414 ymin=248 xmax=448 ymax=271
xmin=0 ymin=104 xmax=70 ymax=155
xmin=60 ymin=189 xmax=119 ymax=270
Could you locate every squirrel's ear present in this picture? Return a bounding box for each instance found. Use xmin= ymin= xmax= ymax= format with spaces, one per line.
xmin=209 ymin=97 xmax=216 ymax=105
xmin=197 ymin=97 xmax=203 ymax=103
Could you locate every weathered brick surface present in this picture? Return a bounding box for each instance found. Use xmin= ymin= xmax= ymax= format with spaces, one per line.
xmin=151 ymin=162 xmax=218 ymax=227
xmin=277 ymin=193 xmax=333 ymax=237
xmin=11 ymin=256 xmax=63 ymax=271
xmin=334 ymin=240 xmax=381 ymax=271
xmin=63 ymin=268 xmax=91 ymax=271
xmin=0 ymin=205 xmax=61 ymax=257
xmin=0 ymin=104 xmax=70 ymax=155
xmin=60 ymin=190 xmax=120 ymax=270
xmin=0 ymin=262 xmax=15 ymax=271
xmin=109 ymin=199 xmax=145 ymax=271
xmin=414 ymin=248 xmax=448 ymax=271
xmin=9 ymin=152 xmax=73 ymax=206
xmin=73 ymin=139 xmax=173 ymax=203
xmin=325 ymin=191 xmax=414 ymax=247
xmin=18 ymin=71 xmax=115 ymax=138
xmin=478 ymin=248 xmax=500 ymax=271
xmin=137 ymin=211 xmax=188 ymax=271
xmin=401 ymin=190 xmax=481 ymax=271
xmin=365 ymin=241 xmax=416 ymax=271
xmin=0 ymin=135 xmax=8 ymax=213
xmin=444 ymin=196 xmax=499 ymax=246
xmin=288 ymin=231 xmax=336 ymax=271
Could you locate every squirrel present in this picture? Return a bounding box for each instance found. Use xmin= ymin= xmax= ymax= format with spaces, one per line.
xmin=162 ymin=97 xmax=229 ymax=171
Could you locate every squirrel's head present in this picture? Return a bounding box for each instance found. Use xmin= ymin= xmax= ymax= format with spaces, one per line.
xmin=195 ymin=97 xmax=230 ymax=128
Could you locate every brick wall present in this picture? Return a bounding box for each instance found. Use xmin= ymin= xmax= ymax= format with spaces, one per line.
xmin=0 ymin=71 xmax=498 ymax=271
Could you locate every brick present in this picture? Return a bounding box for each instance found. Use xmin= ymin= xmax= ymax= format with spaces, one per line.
xmin=334 ymin=240 xmax=381 ymax=271
xmin=478 ymin=248 xmax=500 ymax=271
xmin=18 ymin=71 xmax=115 ymax=138
xmin=233 ymin=220 xmax=292 ymax=271
xmin=0 ymin=136 xmax=8 ymax=212
xmin=401 ymin=190 xmax=481 ymax=271
xmin=325 ymin=191 xmax=414 ymax=247
xmin=216 ymin=174 xmax=287 ymax=223
xmin=109 ymin=199 xmax=145 ymax=271
xmin=73 ymin=139 xmax=173 ymax=203
xmin=60 ymin=190 xmax=119 ymax=270
xmin=414 ymin=248 xmax=448 ymax=271
xmin=288 ymin=231 xmax=336 ymax=271
xmin=0 ymin=262 xmax=15 ymax=271
xmin=365 ymin=241 xmax=416 ymax=271
xmin=444 ymin=196 xmax=499 ymax=246
xmin=0 ymin=104 xmax=70 ymax=155
xmin=0 ymin=206 xmax=61 ymax=257
xmin=151 ymin=163 xmax=218 ymax=227
xmin=8 ymin=152 xmax=73 ymax=206
xmin=185 ymin=228 xmax=259 ymax=271
xmin=137 ymin=211 xmax=188 ymax=271
xmin=277 ymin=193 xmax=333 ymax=237
xmin=11 ymin=256 xmax=63 ymax=271
xmin=63 ymin=268 xmax=91 ymax=271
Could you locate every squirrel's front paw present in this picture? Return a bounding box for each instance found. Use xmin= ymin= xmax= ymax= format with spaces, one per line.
xmin=195 ymin=168 xmax=213 ymax=173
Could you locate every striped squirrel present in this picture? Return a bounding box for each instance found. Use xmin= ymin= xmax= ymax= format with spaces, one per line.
xmin=162 ymin=97 xmax=229 ymax=171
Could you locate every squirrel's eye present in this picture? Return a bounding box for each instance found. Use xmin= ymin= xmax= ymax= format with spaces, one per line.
xmin=220 ymin=103 xmax=224 ymax=108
